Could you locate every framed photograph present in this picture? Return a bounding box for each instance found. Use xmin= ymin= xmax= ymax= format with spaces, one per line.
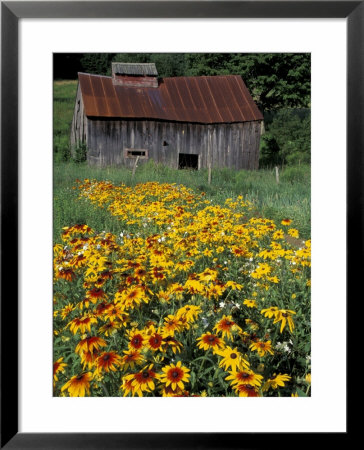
xmin=1 ymin=1 xmax=358 ymax=448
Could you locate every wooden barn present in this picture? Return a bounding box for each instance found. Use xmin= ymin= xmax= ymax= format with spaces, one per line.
xmin=70 ymin=62 xmax=264 ymax=170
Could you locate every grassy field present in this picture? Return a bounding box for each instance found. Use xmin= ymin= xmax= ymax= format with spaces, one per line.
xmin=53 ymin=80 xmax=78 ymax=162
xmin=53 ymin=80 xmax=311 ymax=242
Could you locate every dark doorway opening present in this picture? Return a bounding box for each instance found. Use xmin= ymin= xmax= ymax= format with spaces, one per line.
xmin=178 ymin=153 xmax=199 ymax=170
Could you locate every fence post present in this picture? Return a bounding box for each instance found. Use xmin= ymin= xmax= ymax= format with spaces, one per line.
xmin=207 ymin=126 xmax=212 ymax=185
xmin=132 ymin=156 xmax=140 ymax=178
xmin=275 ymin=166 xmax=280 ymax=184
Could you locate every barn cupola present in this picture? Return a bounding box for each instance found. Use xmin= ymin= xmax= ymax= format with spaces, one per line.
xmin=111 ymin=62 xmax=159 ymax=88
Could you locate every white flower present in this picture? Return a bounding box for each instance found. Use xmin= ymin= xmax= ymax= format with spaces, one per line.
xmin=219 ymin=301 xmax=226 ymax=308
xmin=201 ymin=317 xmax=209 ymax=328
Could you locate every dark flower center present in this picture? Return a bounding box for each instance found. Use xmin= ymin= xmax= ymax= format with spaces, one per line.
xmin=282 ymin=313 xmax=288 ymax=317
xmin=208 ymin=336 xmax=216 ymax=342
xmin=171 ymin=370 xmax=180 ymax=379
xmin=242 ymin=372 xmax=250 ymax=378
xmin=230 ymin=353 xmax=237 ymax=359
xmin=103 ymin=354 xmax=110 ymax=361
xmin=245 ymin=384 xmax=254 ymax=390
xmin=76 ymin=374 xmax=84 ymax=380
xmin=142 ymin=371 xmax=150 ymax=379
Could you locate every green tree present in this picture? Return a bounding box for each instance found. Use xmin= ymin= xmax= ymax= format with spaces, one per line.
xmin=259 ymin=109 xmax=311 ymax=167
xmin=80 ymin=54 xmax=115 ymax=75
xmin=184 ymin=53 xmax=310 ymax=112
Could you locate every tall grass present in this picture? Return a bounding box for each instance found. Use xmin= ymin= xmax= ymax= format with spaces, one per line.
xmin=53 ymin=80 xmax=78 ymax=162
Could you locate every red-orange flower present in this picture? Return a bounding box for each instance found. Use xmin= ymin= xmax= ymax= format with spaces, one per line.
xmin=95 ymin=351 xmax=122 ymax=375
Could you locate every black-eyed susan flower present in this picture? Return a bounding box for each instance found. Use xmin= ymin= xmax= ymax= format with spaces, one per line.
xmin=273 ymin=309 xmax=296 ymax=333
xmin=281 ymin=219 xmax=292 ymax=226
xmin=243 ymin=299 xmax=257 ymax=308
xmin=159 ymin=361 xmax=190 ymax=391
xmin=261 ymin=306 xmax=279 ymax=319
xmin=61 ymin=372 xmax=92 ymax=397
xmin=68 ymin=316 xmax=97 ymax=335
xmin=288 ymin=228 xmax=299 ymax=238
xmin=273 ymin=229 xmax=285 ymax=240
xmin=120 ymin=373 xmax=137 ymax=397
xmin=162 ymin=336 xmax=183 ymax=354
xmin=145 ymin=328 xmax=164 ymax=352
xmin=205 ymin=283 xmax=225 ymax=299
xmin=87 ymin=287 xmax=107 ymax=301
xmin=98 ymin=320 xmax=121 ymax=336
xmin=121 ymin=349 xmax=145 ymax=371
xmin=213 ymin=315 xmax=241 ymax=340
xmin=262 ymin=373 xmax=291 ymax=391
xmin=217 ymin=346 xmax=249 ymax=372
xmin=94 ymin=351 xmax=122 ymax=375
xmin=197 ymin=332 xmax=225 ymax=353
xmin=162 ymin=315 xmax=183 ymax=337
xmin=103 ymin=303 xmax=129 ymax=323
xmin=75 ymin=335 xmax=107 ymax=356
xmin=53 ymin=357 xmax=67 ymax=385
xmin=175 ymin=305 xmax=201 ymax=323
xmin=127 ymin=329 xmax=146 ymax=351
xmin=225 ymin=368 xmax=263 ymax=388
xmin=131 ymin=364 xmax=158 ymax=396
xmin=233 ymin=383 xmax=260 ymax=397
xmin=57 ymin=267 xmax=76 ymax=282
xmin=160 ymin=384 xmax=185 ymax=397
xmin=60 ymin=303 xmax=74 ymax=320
xmin=249 ymin=340 xmax=274 ymax=357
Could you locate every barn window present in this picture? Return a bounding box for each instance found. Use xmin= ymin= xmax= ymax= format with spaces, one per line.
xmin=124 ymin=148 xmax=148 ymax=159
xmin=178 ymin=153 xmax=199 ymax=170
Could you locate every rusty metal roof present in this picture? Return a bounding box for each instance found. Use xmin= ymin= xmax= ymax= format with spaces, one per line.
xmin=78 ymin=72 xmax=263 ymax=123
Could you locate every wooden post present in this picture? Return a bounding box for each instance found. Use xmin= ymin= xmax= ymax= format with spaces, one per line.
xmin=132 ymin=155 xmax=140 ymax=178
xmin=207 ymin=126 xmax=212 ymax=185
xmin=275 ymin=166 xmax=279 ymax=184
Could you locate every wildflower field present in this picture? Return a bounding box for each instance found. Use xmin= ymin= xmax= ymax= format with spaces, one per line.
xmin=53 ymin=175 xmax=311 ymax=397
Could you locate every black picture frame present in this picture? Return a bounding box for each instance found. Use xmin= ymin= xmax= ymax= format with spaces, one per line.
xmin=1 ymin=1 xmax=357 ymax=448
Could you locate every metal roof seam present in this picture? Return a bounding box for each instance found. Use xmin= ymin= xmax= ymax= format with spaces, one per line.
xmin=232 ymin=75 xmax=259 ymax=121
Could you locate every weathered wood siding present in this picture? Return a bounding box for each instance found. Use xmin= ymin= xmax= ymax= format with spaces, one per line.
xmin=86 ymin=119 xmax=261 ymax=170
xmin=70 ymin=83 xmax=87 ymax=156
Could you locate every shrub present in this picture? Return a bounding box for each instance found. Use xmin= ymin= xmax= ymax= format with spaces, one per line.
xmin=260 ymin=109 xmax=310 ymax=167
